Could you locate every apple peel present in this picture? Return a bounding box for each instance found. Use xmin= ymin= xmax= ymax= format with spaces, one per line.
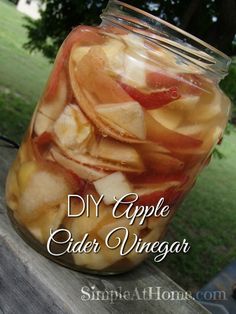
xmin=69 ymin=46 xmax=147 ymax=144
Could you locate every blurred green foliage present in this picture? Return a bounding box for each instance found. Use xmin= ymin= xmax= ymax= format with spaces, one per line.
xmin=23 ymin=0 xmax=236 ymax=61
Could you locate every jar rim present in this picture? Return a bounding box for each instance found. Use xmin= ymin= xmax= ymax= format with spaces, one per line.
xmin=102 ymin=0 xmax=231 ymax=78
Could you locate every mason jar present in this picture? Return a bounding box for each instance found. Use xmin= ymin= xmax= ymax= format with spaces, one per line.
xmin=5 ymin=0 xmax=231 ymax=274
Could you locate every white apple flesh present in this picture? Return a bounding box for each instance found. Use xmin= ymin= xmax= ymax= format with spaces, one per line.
xmin=96 ymin=101 xmax=146 ymax=140
xmin=94 ymin=172 xmax=132 ymax=205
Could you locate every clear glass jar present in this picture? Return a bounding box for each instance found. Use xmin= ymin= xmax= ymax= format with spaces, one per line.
xmin=5 ymin=0 xmax=231 ymax=274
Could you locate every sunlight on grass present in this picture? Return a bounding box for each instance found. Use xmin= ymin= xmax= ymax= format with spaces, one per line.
xmin=0 ymin=0 xmax=52 ymax=104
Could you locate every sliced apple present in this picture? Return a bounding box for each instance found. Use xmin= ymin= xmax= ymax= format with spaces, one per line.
xmin=94 ymin=114 xmax=139 ymax=140
xmin=120 ymin=34 xmax=147 ymax=87
xmin=131 ymin=174 xmax=186 ymax=206
xmin=137 ymin=143 xmax=170 ymax=155
xmin=176 ymin=124 xmax=207 ymax=136
xmin=165 ymin=96 xmax=200 ymax=111
xmin=51 ymin=148 xmax=108 ymax=181
xmin=18 ymin=137 xmax=35 ymax=163
xmin=73 ymin=250 xmax=106 ymax=269
xmin=145 ymin=111 xmax=202 ymax=149
xmin=69 ymin=48 xmax=145 ymax=144
xmin=18 ymin=168 xmax=72 ymax=221
xmin=147 ymin=42 xmax=178 ymax=71
xmin=125 ymin=226 xmax=164 ymax=265
xmin=39 ymin=71 xmax=68 ymax=121
xmin=71 ymin=38 xmax=125 ymax=75
xmin=103 ymin=38 xmax=125 ymax=75
xmin=148 ymin=107 xmax=182 ymax=130
xmin=134 ymin=178 xmax=181 ymax=196
xmin=79 ymin=88 xmax=142 ymax=142
xmin=5 ymin=166 xmax=20 ymax=211
xmin=94 ymin=172 xmax=132 ymax=205
xmin=27 ymin=202 xmax=67 ymax=243
xmin=147 ymin=96 xmax=200 ymax=130
xmin=53 ymin=104 xmax=93 ymax=151
xmin=188 ymin=86 xmax=222 ymax=122
xmin=142 ymin=151 xmax=184 ymax=174
xmin=90 ymin=138 xmax=144 ymax=169
xmin=66 ymin=195 xmax=123 ymax=269
xmin=64 ymin=150 xmax=144 ymax=173
xmin=72 ymin=45 xmax=131 ymax=104
xmin=32 ymin=131 xmax=54 ymax=160
xmin=123 ymin=53 xmax=146 ymax=88
xmin=71 ymin=46 xmax=91 ymax=64
xmin=145 ymin=222 xmax=167 ymax=240
xmin=44 ymin=26 xmax=104 ymax=100
xmin=135 ymin=186 xmax=180 ymax=207
xmin=65 ymin=192 xmax=112 ymax=238
xmin=34 ymin=112 xmax=54 ymax=136
xmin=171 ymin=149 xmax=206 ymax=169
xmin=135 ymin=143 xmax=182 ymax=174
xmin=17 ymin=161 xmax=38 ymax=192
xmin=18 ymin=143 xmax=29 ymax=164
xmin=97 ymin=217 xmax=140 ymax=248
xmin=96 ymin=101 xmax=146 ymax=140
xmin=97 ymin=213 xmax=147 ymax=240
xmin=122 ymin=33 xmax=146 ymax=50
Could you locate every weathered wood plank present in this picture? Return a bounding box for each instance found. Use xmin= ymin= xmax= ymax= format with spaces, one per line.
xmin=196 ymin=260 xmax=236 ymax=313
xmin=0 ymin=146 xmax=209 ymax=314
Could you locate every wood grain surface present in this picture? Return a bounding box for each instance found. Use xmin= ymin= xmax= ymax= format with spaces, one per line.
xmin=0 ymin=146 xmax=209 ymax=314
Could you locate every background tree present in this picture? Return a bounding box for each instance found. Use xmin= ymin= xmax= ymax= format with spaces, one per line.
xmin=24 ymin=0 xmax=236 ymax=60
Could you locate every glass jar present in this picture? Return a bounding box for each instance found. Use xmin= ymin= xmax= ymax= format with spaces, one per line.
xmin=5 ymin=0 xmax=231 ymax=274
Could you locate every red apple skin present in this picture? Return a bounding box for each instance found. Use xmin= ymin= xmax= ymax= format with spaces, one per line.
xmin=32 ymin=132 xmax=85 ymax=191
xmin=126 ymin=173 xmax=188 ymax=206
xmin=146 ymin=71 xmax=204 ymax=95
xmin=44 ymin=26 xmax=105 ymax=102
xmin=75 ymin=47 xmax=132 ymax=104
xmin=120 ymin=82 xmax=180 ymax=109
xmin=32 ymin=132 xmax=54 ymax=160
xmin=136 ymin=188 xmax=176 ymax=206
xmin=127 ymin=173 xmax=187 ymax=185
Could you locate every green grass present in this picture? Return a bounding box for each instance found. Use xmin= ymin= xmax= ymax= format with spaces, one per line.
xmin=0 ymin=0 xmax=236 ymax=293
xmin=0 ymin=0 xmax=51 ymax=105
xmin=0 ymin=88 xmax=33 ymax=143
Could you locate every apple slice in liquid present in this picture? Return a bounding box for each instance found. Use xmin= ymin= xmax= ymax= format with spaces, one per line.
xmin=145 ymin=112 xmax=202 ymax=149
xmin=69 ymin=47 xmax=146 ymax=143
xmin=50 ymin=148 xmax=108 ymax=182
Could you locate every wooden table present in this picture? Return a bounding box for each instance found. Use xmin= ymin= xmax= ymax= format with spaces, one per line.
xmin=0 ymin=146 xmax=210 ymax=314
